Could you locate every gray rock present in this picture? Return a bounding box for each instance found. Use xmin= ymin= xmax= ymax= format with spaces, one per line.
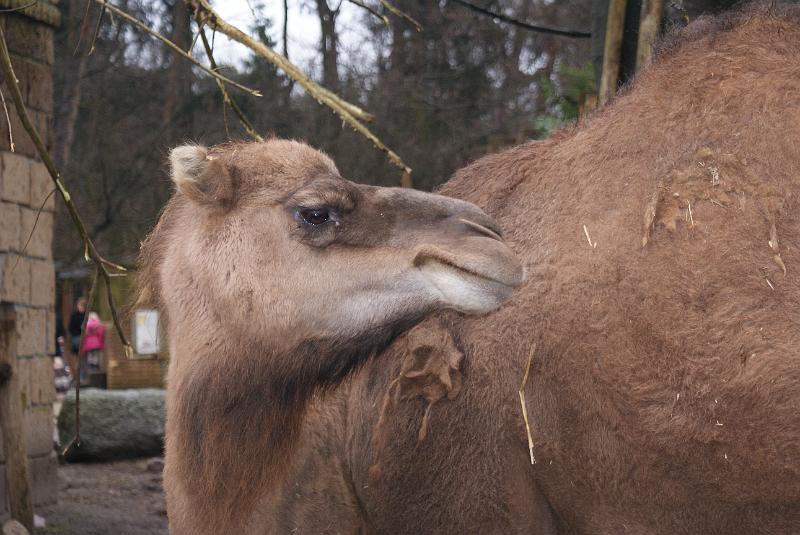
xmin=2 ymin=519 xmax=29 ymax=535
xmin=146 ymin=457 xmax=165 ymax=473
xmin=58 ymin=388 xmax=166 ymax=462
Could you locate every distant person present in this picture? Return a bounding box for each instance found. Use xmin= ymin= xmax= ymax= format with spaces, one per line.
xmin=82 ymin=312 xmax=106 ymax=376
xmin=68 ymin=296 xmax=87 ymax=356
xmin=54 ymin=314 xmax=65 ymax=357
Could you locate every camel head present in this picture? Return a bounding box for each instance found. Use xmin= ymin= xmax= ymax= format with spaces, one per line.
xmin=144 ymin=139 xmax=523 ymax=533
xmin=145 ymin=139 xmax=522 ymax=383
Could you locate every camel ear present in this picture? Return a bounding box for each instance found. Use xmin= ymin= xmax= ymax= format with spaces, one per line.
xmin=169 ymin=144 xmax=235 ymax=206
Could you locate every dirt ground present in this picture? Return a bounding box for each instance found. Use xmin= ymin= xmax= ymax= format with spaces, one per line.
xmin=36 ymin=458 xmax=168 ymax=535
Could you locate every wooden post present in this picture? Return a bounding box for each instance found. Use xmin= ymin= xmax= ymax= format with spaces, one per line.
xmin=599 ymin=0 xmax=628 ymax=106
xmin=0 ymin=303 xmax=34 ymax=532
xmin=400 ymin=170 xmax=413 ymax=189
xmin=636 ymin=0 xmax=665 ymax=70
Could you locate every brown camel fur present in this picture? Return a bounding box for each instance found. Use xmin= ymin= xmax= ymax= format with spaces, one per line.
xmin=254 ymin=4 xmax=800 ymax=534
xmin=136 ymin=140 xmax=523 ymax=533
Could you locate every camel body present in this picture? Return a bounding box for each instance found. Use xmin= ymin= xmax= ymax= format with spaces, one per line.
xmin=259 ymin=6 xmax=800 ymax=534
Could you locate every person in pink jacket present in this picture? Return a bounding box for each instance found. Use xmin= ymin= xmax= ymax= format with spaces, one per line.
xmin=81 ymin=312 xmax=105 ymax=383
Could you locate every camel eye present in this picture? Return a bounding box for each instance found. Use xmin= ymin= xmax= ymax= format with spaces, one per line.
xmin=299 ymin=208 xmax=331 ymax=226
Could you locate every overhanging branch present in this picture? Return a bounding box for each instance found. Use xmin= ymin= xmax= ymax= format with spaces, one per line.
xmin=448 ymin=0 xmax=591 ymax=38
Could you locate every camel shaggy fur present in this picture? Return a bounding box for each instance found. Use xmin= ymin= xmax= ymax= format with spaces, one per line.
xmin=254 ymin=4 xmax=800 ymax=534
xmin=137 ymin=140 xmax=523 ymax=533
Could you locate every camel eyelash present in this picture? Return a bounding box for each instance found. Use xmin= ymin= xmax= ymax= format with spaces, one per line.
xmin=295 ymin=206 xmax=340 ymax=227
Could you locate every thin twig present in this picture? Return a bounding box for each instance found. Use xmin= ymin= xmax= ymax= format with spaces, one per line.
xmin=377 ymin=0 xmax=421 ymax=31
xmin=99 ymin=269 xmax=128 ymax=356
xmin=0 ymin=86 xmax=14 ymax=152
xmin=0 ymin=0 xmax=39 ymax=13
xmin=89 ymin=0 xmax=106 ymax=55
xmin=13 ymin=188 xmax=56 ymax=272
xmin=94 ymin=0 xmax=262 ymax=97
xmin=61 ymin=267 xmax=99 ymax=457
xmin=74 ymin=0 xmax=95 ymax=55
xmin=199 ymin=28 xmax=263 ymax=142
xmin=449 ymin=0 xmax=591 ymax=38
xmin=518 ymin=345 xmax=536 ymax=465
xmin=0 ymin=26 xmax=131 ymax=353
xmin=188 ymin=18 xmax=205 ymax=55
xmin=346 ymin=0 xmax=389 ymax=26
xmin=190 ymin=0 xmax=412 ymax=181
xmin=190 ymin=0 xmax=369 ymax=120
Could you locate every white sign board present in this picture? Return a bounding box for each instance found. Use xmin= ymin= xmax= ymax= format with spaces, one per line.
xmin=133 ymin=309 xmax=160 ymax=356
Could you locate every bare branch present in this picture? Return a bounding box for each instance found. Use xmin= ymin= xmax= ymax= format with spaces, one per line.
xmin=448 ymin=0 xmax=591 ymax=38
xmin=199 ymin=29 xmax=264 ymax=142
xmin=89 ymin=0 xmax=106 ymax=54
xmin=0 ymin=0 xmax=39 ymax=14
xmin=346 ymin=0 xmax=389 ymax=27
xmin=61 ymin=267 xmax=99 ymax=457
xmin=0 ymin=87 xmax=14 ymax=152
xmin=15 ymin=188 xmax=56 ymax=268
xmin=191 ymin=0 xmax=370 ymax=121
xmin=191 ymin=0 xmax=413 ymax=181
xmin=94 ymin=0 xmax=263 ymax=97
xmin=377 ymin=0 xmax=421 ymax=31
xmin=74 ymin=0 xmax=95 ymax=55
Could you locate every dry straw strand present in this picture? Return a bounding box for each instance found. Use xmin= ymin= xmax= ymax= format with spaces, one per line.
xmin=518 ymin=345 xmax=536 ymax=465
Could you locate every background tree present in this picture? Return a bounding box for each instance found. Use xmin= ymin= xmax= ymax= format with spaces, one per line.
xmin=51 ymin=0 xmax=594 ymax=268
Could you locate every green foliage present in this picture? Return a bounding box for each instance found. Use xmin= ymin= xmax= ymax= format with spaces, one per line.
xmin=534 ymin=61 xmax=595 ymax=136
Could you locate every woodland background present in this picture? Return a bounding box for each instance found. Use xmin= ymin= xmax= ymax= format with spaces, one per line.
xmin=51 ymin=0 xmax=734 ymax=269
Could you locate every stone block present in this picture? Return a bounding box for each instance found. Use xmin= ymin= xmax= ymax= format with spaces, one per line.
xmin=18 ymin=56 xmax=52 ymax=113
xmin=0 ymin=254 xmax=30 ymax=303
xmin=30 ymin=453 xmax=57 ymax=506
xmin=19 ymin=209 xmax=52 ymax=260
xmin=29 ymin=260 xmax=53 ymax=308
xmin=45 ymin=311 xmax=55 ymax=355
xmin=29 ymin=356 xmax=54 ymax=406
xmin=0 ymin=109 xmax=48 ymax=159
xmin=25 ymin=406 xmax=53 ymax=458
xmin=27 ymin=163 xmax=53 ymax=211
xmin=16 ymin=308 xmax=46 ymax=357
xmin=15 ymin=358 xmax=31 ymax=410
xmin=59 ymin=388 xmax=166 ymax=461
xmin=0 ymin=153 xmax=30 ymax=205
xmin=0 ymin=202 xmax=20 ymax=252
xmin=2 ymin=519 xmax=28 ymax=535
xmin=2 ymin=15 xmax=53 ymax=66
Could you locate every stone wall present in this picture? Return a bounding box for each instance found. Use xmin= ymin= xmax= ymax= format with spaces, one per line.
xmin=0 ymin=2 xmax=60 ymax=520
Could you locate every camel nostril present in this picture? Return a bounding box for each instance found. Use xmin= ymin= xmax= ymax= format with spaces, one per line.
xmin=459 ymin=218 xmax=504 ymax=241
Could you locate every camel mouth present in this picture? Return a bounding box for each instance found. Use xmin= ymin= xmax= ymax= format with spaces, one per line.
xmin=413 ymin=243 xmax=524 ymax=313
xmin=413 ymin=243 xmax=524 ymax=287
xmin=415 ymin=254 xmax=520 ymax=288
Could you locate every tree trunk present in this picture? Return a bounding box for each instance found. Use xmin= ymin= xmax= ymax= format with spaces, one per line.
xmin=636 ymin=0 xmax=665 ymax=69
xmin=162 ymin=0 xmax=193 ymax=133
xmin=0 ymin=305 xmax=33 ymax=532
xmin=599 ymin=0 xmax=627 ymax=105
xmin=283 ymin=0 xmax=289 ymax=59
xmin=315 ymin=0 xmax=339 ymax=91
xmin=53 ymin=0 xmax=90 ymax=171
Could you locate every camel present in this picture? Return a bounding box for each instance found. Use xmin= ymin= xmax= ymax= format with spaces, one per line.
xmin=136 ymin=139 xmax=524 ymax=533
xmin=245 ymin=4 xmax=800 ymax=534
